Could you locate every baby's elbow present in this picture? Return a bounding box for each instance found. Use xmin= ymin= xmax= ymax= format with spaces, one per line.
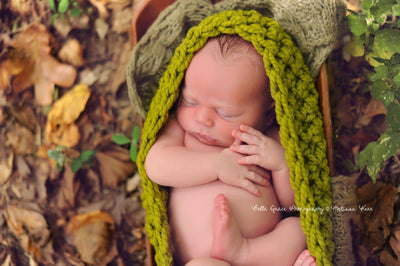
xmin=144 ymin=150 xmax=168 ymax=186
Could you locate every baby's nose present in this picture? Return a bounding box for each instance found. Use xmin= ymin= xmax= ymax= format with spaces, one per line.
xmin=196 ymin=107 xmax=215 ymax=127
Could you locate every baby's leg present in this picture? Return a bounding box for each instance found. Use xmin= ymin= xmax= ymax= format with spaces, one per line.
xmin=211 ymin=194 xmax=306 ymax=266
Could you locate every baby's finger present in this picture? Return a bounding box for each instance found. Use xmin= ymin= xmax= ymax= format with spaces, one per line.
xmin=239 ymin=179 xmax=261 ymax=197
xmin=250 ymin=165 xmax=270 ymax=180
xmin=245 ymin=170 xmax=269 ymax=187
xmin=240 ymin=124 xmax=264 ymax=138
xmin=232 ymin=137 xmax=242 ymax=146
xmin=230 ymin=143 xmax=259 ymax=155
xmin=237 ymin=155 xmax=261 ymax=166
xmin=233 ymin=129 xmax=260 ymax=145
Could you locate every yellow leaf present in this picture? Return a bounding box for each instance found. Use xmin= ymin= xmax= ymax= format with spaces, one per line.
xmin=343 ymin=40 xmax=364 ymax=57
xmin=45 ymin=84 xmax=90 ymax=147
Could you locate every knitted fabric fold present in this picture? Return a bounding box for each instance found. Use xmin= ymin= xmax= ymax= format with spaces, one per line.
xmin=136 ymin=9 xmax=334 ymax=266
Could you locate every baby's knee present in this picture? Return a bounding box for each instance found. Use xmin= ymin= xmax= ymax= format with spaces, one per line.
xmin=185 ymin=258 xmax=231 ymax=266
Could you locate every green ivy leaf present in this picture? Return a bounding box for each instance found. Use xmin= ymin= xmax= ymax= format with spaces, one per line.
xmin=370 ymin=65 xmax=388 ymax=81
xmin=80 ymin=150 xmax=97 ymax=163
xmin=348 ymin=14 xmax=368 ymax=36
xmin=375 ymin=29 xmax=400 ymax=54
xmin=370 ymin=79 xmax=395 ymax=106
xmin=386 ymin=103 xmax=400 ymax=131
xmin=130 ymin=145 xmax=137 ymax=162
xmin=361 ymin=0 xmax=373 ymax=11
xmin=356 ymin=131 xmax=400 ymax=182
xmin=370 ymin=0 xmax=398 ymax=17
xmin=58 ymin=0 xmax=70 ymax=13
xmin=132 ymin=125 xmax=140 ymax=144
xmin=393 ymin=72 xmax=400 ymax=85
xmin=112 ymin=134 xmax=131 ymax=145
xmin=71 ymin=158 xmax=83 ymax=173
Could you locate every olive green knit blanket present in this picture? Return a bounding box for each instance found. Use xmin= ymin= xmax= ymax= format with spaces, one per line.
xmin=127 ymin=1 xmax=346 ymax=265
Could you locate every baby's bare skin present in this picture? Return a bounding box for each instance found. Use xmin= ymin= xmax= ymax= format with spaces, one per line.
xmin=168 ymin=125 xmax=281 ymax=263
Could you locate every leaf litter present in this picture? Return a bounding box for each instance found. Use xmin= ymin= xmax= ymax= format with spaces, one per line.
xmin=1 ymin=0 xmax=146 ymax=264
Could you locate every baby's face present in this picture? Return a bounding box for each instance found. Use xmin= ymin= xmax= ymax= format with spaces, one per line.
xmin=176 ymin=40 xmax=269 ymax=147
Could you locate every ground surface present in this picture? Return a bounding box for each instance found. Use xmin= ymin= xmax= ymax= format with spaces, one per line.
xmin=0 ymin=0 xmax=399 ymax=265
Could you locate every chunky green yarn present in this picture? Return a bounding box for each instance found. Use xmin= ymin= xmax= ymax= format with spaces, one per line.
xmin=137 ymin=9 xmax=333 ymax=266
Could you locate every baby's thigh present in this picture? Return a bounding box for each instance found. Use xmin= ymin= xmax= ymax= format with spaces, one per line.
xmin=267 ymin=217 xmax=307 ymax=264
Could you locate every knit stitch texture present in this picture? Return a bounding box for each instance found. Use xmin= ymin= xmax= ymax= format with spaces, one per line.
xmin=136 ymin=9 xmax=334 ymax=266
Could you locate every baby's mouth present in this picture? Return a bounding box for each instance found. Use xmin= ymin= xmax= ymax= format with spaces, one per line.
xmin=195 ymin=133 xmax=217 ymax=144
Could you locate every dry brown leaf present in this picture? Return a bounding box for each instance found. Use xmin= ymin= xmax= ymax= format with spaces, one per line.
xmin=66 ymin=210 xmax=115 ymax=265
xmin=355 ymin=99 xmax=387 ymax=128
xmin=95 ymin=18 xmax=109 ymax=40
xmin=45 ymin=84 xmax=90 ymax=147
xmin=10 ymin=0 xmax=32 ymax=16
xmin=89 ymin=0 xmax=110 ymax=19
xmin=110 ymin=41 xmax=131 ymax=94
xmin=356 ymin=182 xmax=396 ymax=249
xmin=111 ymin=7 xmax=132 ymax=33
xmin=10 ymin=24 xmax=77 ymax=105
xmin=0 ymin=52 xmax=28 ymax=91
xmin=6 ymin=123 xmax=36 ymax=155
xmin=0 ymin=148 xmax=13 ymax=185
xmin=57 ymin=165 xmax=77 ymax=209
xmin=380 ymin=225 xmax=400 ymax=265
xmin=5 ymin=203 xmax=50 ymax=260
xmin=58 ymin=39 xmax=84 ymax=67
xmin=95 ymin=146 xmax=136 ymax=188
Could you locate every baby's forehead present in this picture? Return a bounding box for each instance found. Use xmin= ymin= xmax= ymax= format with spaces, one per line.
xmin=201 ymin=37 xmax=265 ymax=70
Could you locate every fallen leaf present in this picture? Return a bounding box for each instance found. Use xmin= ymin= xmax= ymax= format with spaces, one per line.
xmin=89 ymin=0 xmax=109 ymax=19
xmin=10 ymin=24 xmax=77 ymax=105
xmin=355 ymin=99 xmax=387 ymax=128
xmin=380 ymin=225 xmax=400 ymax=265
xmin=356 ymin=182 xmax=396 ymax=249
xmin=10 ymin=0 xmax=32 ymax=16
xmin=0 ymin=51 xmax=28 ymax=91
xmin=57 ymin=165 xmax=77 ymax=209
xmin=0 ymin=147 xmax=13 ymax=185
xmin=5 ymin=203 xmax=50 ymax=260
xmin=45 ymin=84 xmax=90 ymax=147
xmin=65 ymin=210 xmax=115 ymax=265
xmin=110 ymin=41 xmax=131 ymax=95
xmin=95 ymin=18 xmax=109 ymax=40
xmin=95 ymin=146 xmax=136 ymax=188
xmin=6 ymin=123 xmax=36 ymax=154
xmin=111 ymin=7 xmax=131 ymax=33
xmin=58 ymin=39 xmax=84 ymax=67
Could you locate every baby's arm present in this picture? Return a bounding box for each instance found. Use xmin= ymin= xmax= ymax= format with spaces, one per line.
xmin=145 ymin=116 xmax=268 ymax=194
xmin=230 ymin=124 xmax=295 ymax=208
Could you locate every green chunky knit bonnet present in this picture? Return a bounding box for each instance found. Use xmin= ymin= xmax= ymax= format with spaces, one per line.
xmin=136 ymin=9 xmax=335 ymax=266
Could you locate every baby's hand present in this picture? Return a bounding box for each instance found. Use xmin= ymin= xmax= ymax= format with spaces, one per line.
xmin=217 ymin=148 xmax=270 ymax=196
xmin=230 ymin=124 xmax=288 ymax=172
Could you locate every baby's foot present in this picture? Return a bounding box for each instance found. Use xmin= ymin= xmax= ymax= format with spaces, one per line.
xmin=294 ymin=250 xmax=317 ymax=266
xmin=210 ymin=194 xmax=248 ymax=265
